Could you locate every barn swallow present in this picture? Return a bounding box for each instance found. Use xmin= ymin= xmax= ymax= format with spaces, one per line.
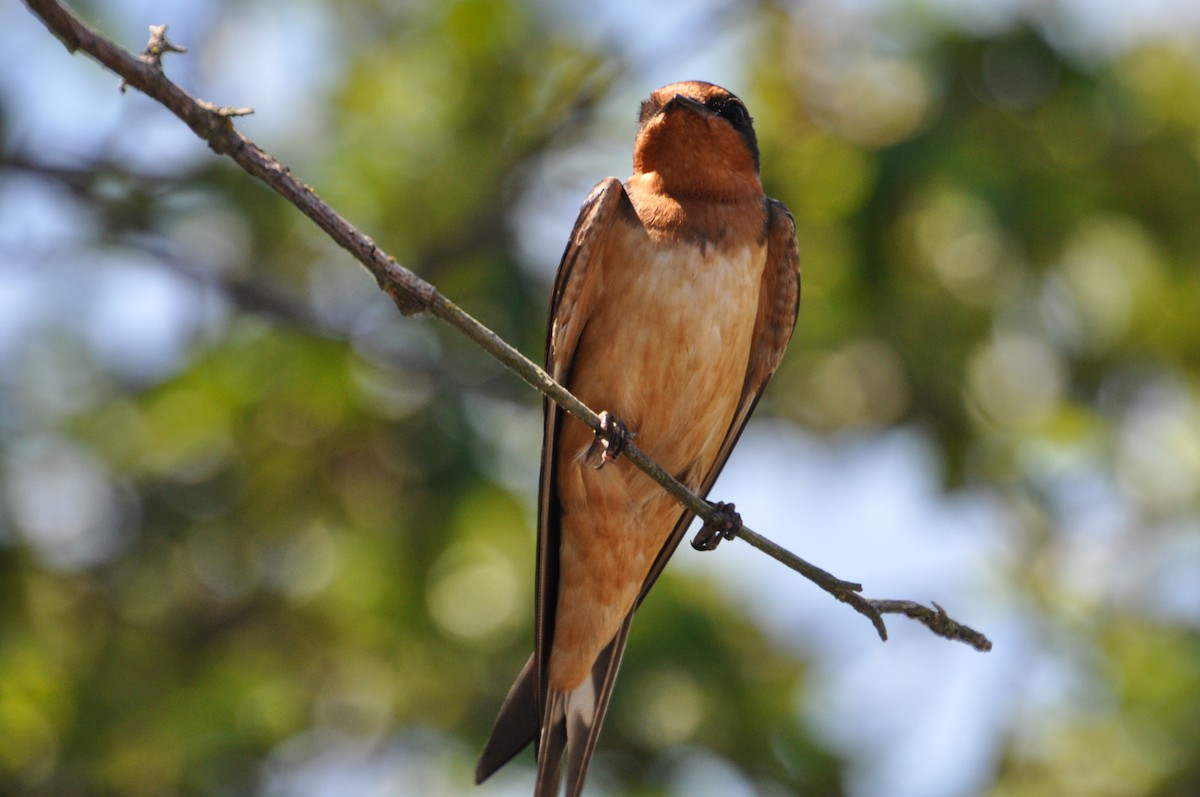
xmin=475 ymin=81 xmax=800 ymax=796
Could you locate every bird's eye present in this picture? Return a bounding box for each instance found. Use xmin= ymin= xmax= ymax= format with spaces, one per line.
xmin=713 ymin=99 xmax=749 ymax=128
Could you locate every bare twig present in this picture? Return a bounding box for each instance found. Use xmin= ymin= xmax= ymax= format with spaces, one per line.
xmin=869 ymin=600 xmax=993 ymax=651
xmin=119 ymin=23 xmax=185 ymax=93
xmin=22 ymin=0 xmax=991 ymax=652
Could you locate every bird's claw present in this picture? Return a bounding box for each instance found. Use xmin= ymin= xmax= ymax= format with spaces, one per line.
xmin=691 ymin=501 xmax=741 ymax=550
xmin=585 ymin=411 xmax=632 ymax=469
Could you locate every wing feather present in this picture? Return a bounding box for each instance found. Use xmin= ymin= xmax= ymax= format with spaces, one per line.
xmin=475 ymin=177 xmax=630 ymax=787
xmin=535 ymin=177 xmax=630 ymax=713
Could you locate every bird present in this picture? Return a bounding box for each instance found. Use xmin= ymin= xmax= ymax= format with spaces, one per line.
xmin=474 ymin=80 xmax=800 ymax=797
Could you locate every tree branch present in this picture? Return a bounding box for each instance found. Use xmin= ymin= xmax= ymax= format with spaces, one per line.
xmin=23 ymin=0 xmax=991 ymax=653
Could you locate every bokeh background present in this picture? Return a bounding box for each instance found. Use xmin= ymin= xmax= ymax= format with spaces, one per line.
xmin=4 ymin=1 xmax=1200 ymax=795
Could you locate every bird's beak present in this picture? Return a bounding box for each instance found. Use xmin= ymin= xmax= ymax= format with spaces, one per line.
xmin=667 ymin=93 xmax=707 ymax=115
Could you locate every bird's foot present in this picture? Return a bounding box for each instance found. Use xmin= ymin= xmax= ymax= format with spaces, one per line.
xmin=584 ymin=411 xmax=633 ymax=469
xmin=691 ymin=501 xmax=742 ymax=551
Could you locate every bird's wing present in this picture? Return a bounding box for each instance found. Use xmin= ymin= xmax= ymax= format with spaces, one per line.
xmin=534 ymin=177 xmax=633 ymax=797
xmin=634 ymin=197 xmax=801 ymax=606
xmin=536 ymin=177 xmax=631 ymax=708
xmin=474 ymin=177 xmax=629 ymax=788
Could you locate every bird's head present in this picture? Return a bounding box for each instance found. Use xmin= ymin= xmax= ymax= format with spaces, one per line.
xmin=632 ymin=81 xmax=762 ymax=201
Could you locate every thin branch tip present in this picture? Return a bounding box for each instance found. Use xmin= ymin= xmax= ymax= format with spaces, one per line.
xmin=119 ymin=22 xmax=187 ymax=93
xmin=869 ymin=599 xmax=992 ymax=652
xmin=144 ymin=23 xmax=188 ymax=62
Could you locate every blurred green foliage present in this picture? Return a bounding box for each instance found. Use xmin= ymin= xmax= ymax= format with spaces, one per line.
xmin=3 ymin=1 xmax=1200 ymax=796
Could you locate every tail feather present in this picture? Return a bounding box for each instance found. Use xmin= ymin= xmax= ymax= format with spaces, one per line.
xmin=478 ymin=616 xmax=635 ymax=796
xmin=475 ymin=655 xmax=538 ymax=785
xmin=540 ymin=615 xmax=635 ymax=797
xmin=564 ymin=617 xmax=628 ymax=796
xmin=563 ymin=677 xmax=595 ymax=795
xmin=534 ymin=690 xmax=569 ymax=796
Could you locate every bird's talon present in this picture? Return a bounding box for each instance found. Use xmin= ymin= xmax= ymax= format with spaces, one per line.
xmin=585 ymin=411 xmax=632 ymax=469
xmin=691 ymin=501 xmax=741 ymax=550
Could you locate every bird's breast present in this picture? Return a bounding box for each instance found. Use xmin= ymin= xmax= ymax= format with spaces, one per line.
xmin=572 ymin=222 xmax=766 ymax=484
